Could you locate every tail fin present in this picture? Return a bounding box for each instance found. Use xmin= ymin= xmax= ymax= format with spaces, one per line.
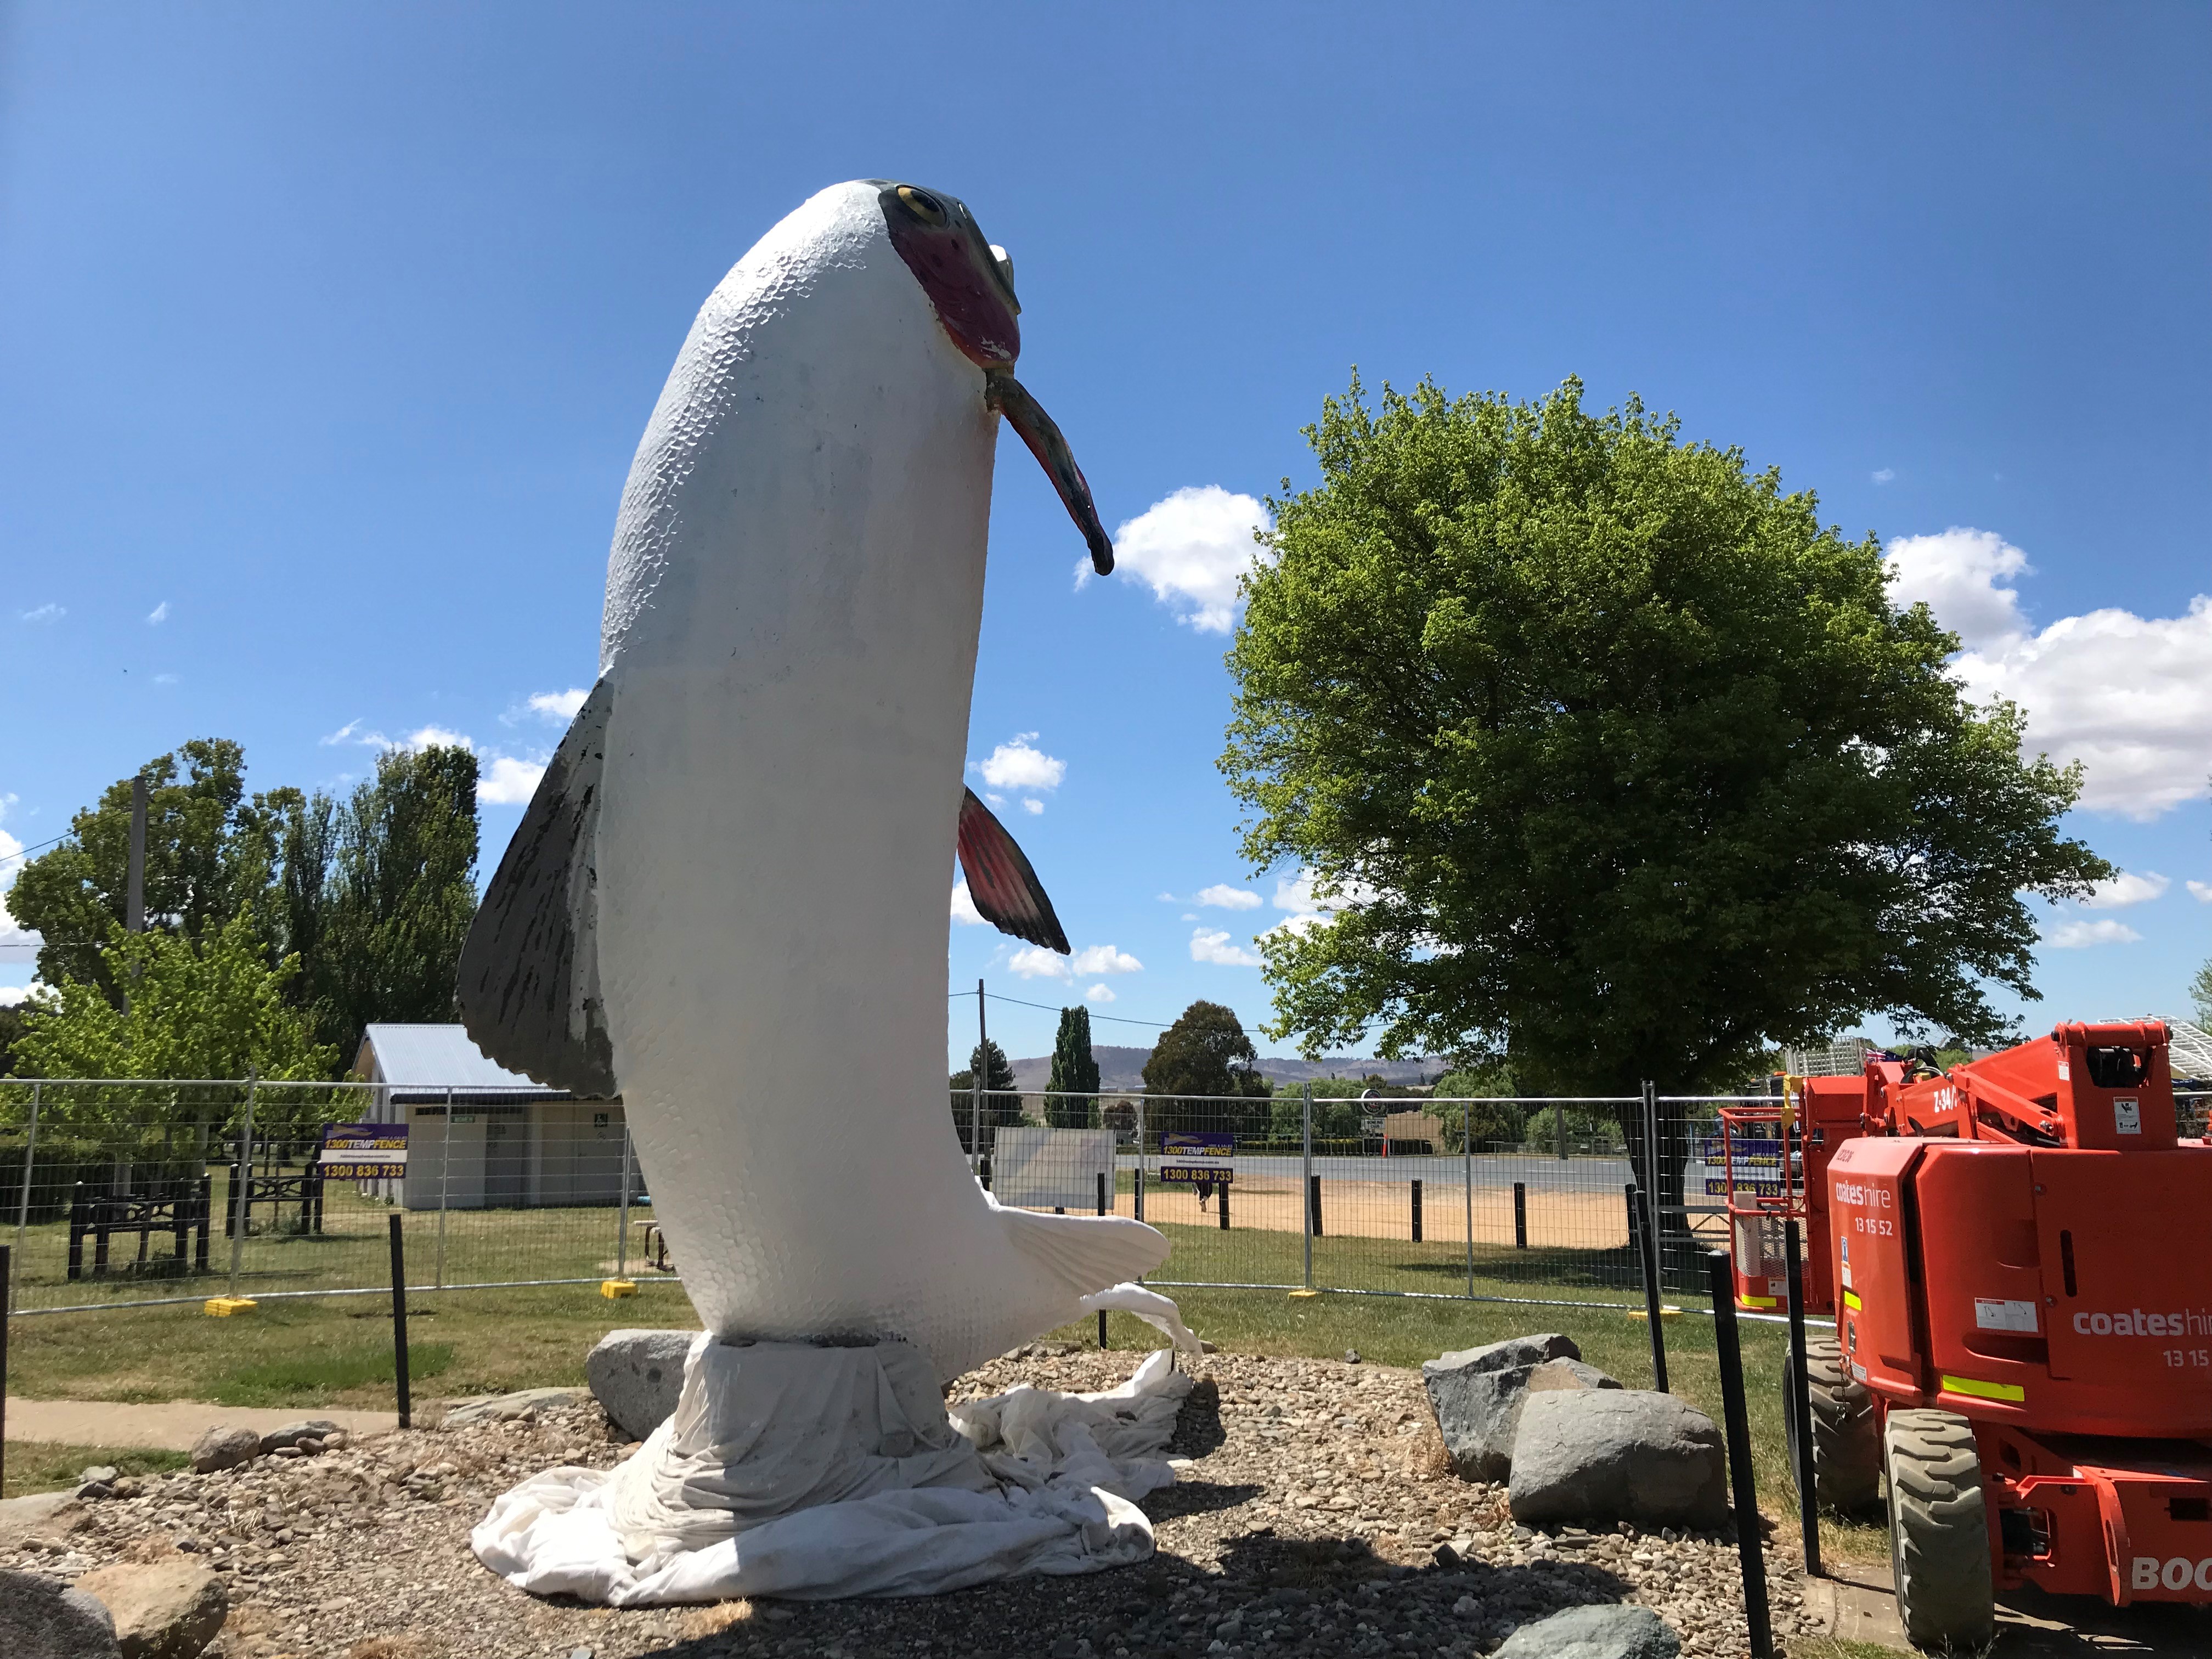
xmin=996 ymin=1204 xmax=1169 ymax=1299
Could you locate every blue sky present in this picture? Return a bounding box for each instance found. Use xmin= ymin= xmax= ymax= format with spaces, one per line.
xmin=2 ymin=4 xmax=2207 ymax=1070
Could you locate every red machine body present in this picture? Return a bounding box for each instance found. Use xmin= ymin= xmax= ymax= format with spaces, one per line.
xmin=1746 ymin=1022 xmax=2212 ymax=1618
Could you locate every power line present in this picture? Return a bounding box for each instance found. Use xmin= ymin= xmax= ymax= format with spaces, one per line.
xmin=947 ymin=988 xmax=1174 ymax=1029
xmin=3 ymin=830 xmax=72 ymax=862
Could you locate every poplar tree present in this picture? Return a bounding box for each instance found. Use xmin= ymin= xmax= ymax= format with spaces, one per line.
xmin=1045 ymin=1005 xmax=1101 ymax=1128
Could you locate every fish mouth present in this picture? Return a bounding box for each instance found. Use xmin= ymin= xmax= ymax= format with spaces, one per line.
xmin=985 ymin=370 xmax=1114 ymax=575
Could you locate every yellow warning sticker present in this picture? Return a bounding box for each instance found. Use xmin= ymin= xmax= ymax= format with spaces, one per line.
xmin=1843 ymin=1289 xmax=1863 ymax=1311
xmin=1940 ymin=1373 xmax=2025 ymax=1403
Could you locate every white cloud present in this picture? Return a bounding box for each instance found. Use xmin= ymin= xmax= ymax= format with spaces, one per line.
xmin=2080 ymin=871 xmax=2169 ymax=909
xmin=153 ymin=673 xmax=178 ymax=686
xmin=1190 ymin=927 xmax=1263 ymax=967
xmin=527 ymin=689 xmax=589 ymax=721
xmin=407 ymin=725 xmax=472 ymax=751
xmin=146 ymin=601 xmax=170 ymax=625
xmin=1091 ymin=485 xmax=1270 ymax=634
xmin=2042 ymin=918 xmax=2142 ymax=949
xmin=1273 ymin=867 xmax=1380 ymax=917
xmin=1070 ymin=944 xmax=1142 ymax=975
xmin=1884 ymin=528 xmax=2212 ymax=820
xmin=1021 ymin=798 xmax=1043 ymax=815
xmin=1195 ymin=883 xmax=1262 ymax=910
xmin=1871 ymin=469 xmax=1895 ymax=485
xmin=478 ymin=756 xmax=545 ymax=806
xmin=0 ymin=889 xmax=38 ymax=952
xmin=974 ymin=734 xmax=1065 ymax=794
xmin=1085 ymin=983 xmax=1116 ymax=1003
xmin=951 ymin=881 xmax=986 ymax=926
xmin=0 ymin=985 xmax=33 ymax=1007
xmin=320 ymin=719 xmax=369 ymax=746
xmin=2189 ymin=880 xmax=2212 ymax=904
xmin=1009 ymin=946 xmax=1072 ymax=979
xmin=19 ymin=603 xmax=64 ymax=624
xmin=1010 ymin=942 xmax=1142 ymax=979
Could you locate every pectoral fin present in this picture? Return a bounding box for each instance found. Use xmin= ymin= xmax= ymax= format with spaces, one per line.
xmin=457 ymin=678 xmax=617 ymax=1097
xmin=957 ymin=787 xmax=1070 ymax=955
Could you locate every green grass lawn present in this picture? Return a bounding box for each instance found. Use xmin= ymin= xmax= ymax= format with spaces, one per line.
xmin=3 ymin=1263 xmax=1882 ymax=1564
xmin=3 ymin=1442 xmax=190 ymax=1500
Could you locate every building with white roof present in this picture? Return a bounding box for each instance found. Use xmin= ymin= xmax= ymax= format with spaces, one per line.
xmin=351 ymin=1024 xmax=628 ymax=1211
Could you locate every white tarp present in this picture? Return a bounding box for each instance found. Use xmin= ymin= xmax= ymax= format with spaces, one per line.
xmin=989 ymin=1127 xmax=1116 ymax=1211
xmin=473 ymin=1313 xmax=1197 ymax=1604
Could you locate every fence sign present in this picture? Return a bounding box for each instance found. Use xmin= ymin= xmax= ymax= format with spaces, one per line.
xmin=320 ymin=1122 xmax=409 ymax=1180
xmin=1700 ymin=1135 xmax=1786 ymax=1198
xmin=1158 ymin=1131 xmax=1234 ymax=1185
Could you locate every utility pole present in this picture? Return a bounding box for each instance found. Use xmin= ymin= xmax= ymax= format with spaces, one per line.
xmin=126 ymin=774 xmax=148 ymax=934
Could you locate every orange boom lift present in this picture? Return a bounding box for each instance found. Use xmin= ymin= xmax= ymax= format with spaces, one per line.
xmin=1718 ymin=1021 xmax=2212 ymax=1647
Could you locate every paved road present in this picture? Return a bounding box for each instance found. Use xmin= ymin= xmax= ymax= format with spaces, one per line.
xmin=1119 ymin=1153 xmax=1637 ymax=1193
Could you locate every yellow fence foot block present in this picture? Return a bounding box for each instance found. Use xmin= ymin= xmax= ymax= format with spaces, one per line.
xmin=1287 ymin=1288 xmax=1322 ymax=1299
xmin=203 ymin=1297 xmax=258 ymax=1317
xmin=600 ymin=1279 xmax=639 ymax=1299
xmin=1628 ymin=1305 xmax=1683 ymax=1320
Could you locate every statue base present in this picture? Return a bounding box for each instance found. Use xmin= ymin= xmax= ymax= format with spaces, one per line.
xmin=471 ymin=1328 xmax=1193 ymax=1602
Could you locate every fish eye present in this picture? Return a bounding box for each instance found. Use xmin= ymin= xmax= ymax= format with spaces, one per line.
xmin=896 ymin=185 xmax=947 ymax=225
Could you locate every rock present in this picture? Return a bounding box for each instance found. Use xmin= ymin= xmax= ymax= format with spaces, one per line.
xmin=187 ymin=1425 xmax=262 ymax=1474
xmin=76 ymin=1560 xmax=228 ymax=1659
xmin=1344 ymin=1350 xmax=1362 ymax=1364
xmin=584 ymin=1329 xmax=697 ymax=1438
xmin=439 ymin=1386 xmax=591 ymax=1427
xmin=258 ymin=1419 xmax=340 ymax=1454
xmin=0 ymin=1566 xmax=123 ymax=1659
xmin=80 ymin=1464 xmax=121 ymax=1486
xmin=1508 ymin=1391 xmax=1728 ymax=1529
xmin=1527 ymin=1358 xmax=1622 ymax=1396
xmin=0 ymin=1492 xmax=91 ymax=1552
xmin=1421 ymin=1333 xmax=1583 ymax=1482
xmin=1494 ymin=1604 xmax=1681 ymax=1658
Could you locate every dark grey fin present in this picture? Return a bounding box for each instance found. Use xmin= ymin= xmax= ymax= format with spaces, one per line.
xmin=957 ymin=787 xmax=1070 ymax=955
xmin=457 ymin=678 xmax=617 ymax=1097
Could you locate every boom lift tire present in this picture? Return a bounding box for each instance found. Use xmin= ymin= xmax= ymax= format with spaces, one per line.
xmin=1884 ymin=1408 xmax=1995 ymax=1651
xmin=1786 ymin=1336 xmax=1881 ymax=1514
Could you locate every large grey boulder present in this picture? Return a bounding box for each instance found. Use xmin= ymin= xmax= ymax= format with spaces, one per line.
xmin=585 ymin=1328 xmax=698 ymax=1438
xmin=1422 ymin=1333 xmax=1588 ymax=1482
xmin=0 ymin=1567 xmax=122 ymax=1659
xmin=1509 ymin=1390 xmax=1728 ymax=1528
xmin=187 ymin=1424 xmax=261 ymax=1474
xmin=75 ymin=1560 xmax=228 ymax=1659
xmin=1494 ymin=1604 xmax=1681 ymax=1659
xmin=258 ymin=1419 xmax=339 ymax=1455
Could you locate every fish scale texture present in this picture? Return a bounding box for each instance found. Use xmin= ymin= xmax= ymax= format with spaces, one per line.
xmin=563 ymin=181 xmax=1170 ymax=1381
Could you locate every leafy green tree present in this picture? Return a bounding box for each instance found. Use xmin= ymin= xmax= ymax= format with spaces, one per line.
xmin=1266 ymin=1082 xmax=1364 ymax=1143
xmin=949 ymin=1039 xmax=1022 ymax=1152
xmin=295 ymin=745 xmax=481 ymax=1059
xmin=2191 ymin=960 xmax=2211 ymax=1031
xmin=1223 ymin=374 xmax=2110 ymax=1097
xmin=0 ymin=1003 xmax=30 ymax=1079
xmin=1431 ymin=1064 xmax=1526 ymax=1149
xmin=1144 ymin=1001 xmax=1272 ymax=1139
xmin=1045 ymin=1005 xmax=1101 ymax=1128
xmin=8 ymin=741 xmax=284 ymax=1003
xmin=12 ymin=913 xmax=337 ymax=1138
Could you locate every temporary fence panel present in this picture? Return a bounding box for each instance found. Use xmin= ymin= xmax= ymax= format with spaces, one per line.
xmin=13 ymin=1078 xmax=2198 ymax=1321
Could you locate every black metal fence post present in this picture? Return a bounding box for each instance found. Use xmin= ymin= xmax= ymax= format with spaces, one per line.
xmin=1307 ymin=1173 xmax=1324 ymax=1238
xmin=1785 ymin=1217 xmax=1820 ymax=1578
xmin=1629 ymin=1181 xmax=1668 ymax=1391
xmin=1096 ymin=1172 xmax=1109 ymax=1350
xmin=1218 ymin=1175 xmax=1229 ymax=1231
xmin=1410 ymin=1178 xmax=1423 ymax=1243
xmin=387 ymin=1214 xmax=411 ymax=1429
xmin=1513 ymin=1181 xmax=1528 ymax=1249
xmin=2 ymin=1243 xmax=10 ymax=1495
xmin=1707 ymin=1249 xmax=1774 ymax=1658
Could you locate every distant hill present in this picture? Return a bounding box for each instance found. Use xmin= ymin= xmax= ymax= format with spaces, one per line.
xmin=1008 ymin=1044 xmax=1446 ymax=1096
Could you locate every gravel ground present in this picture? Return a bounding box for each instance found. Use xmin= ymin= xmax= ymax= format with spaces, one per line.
xmin=4 ymin=1347 xmax=1810 ymax=1659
